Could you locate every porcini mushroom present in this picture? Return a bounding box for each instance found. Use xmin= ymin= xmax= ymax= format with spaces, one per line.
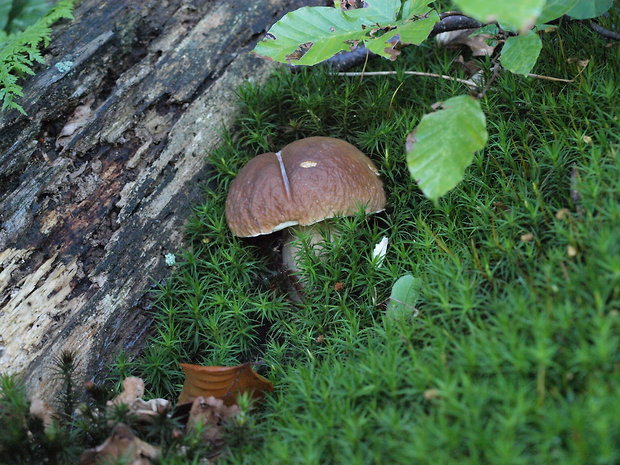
xmin=225 ymin=137 xmax=386 ymax=273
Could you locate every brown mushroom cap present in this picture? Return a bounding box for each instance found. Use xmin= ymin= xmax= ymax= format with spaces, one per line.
xmin=225 ymin=136 xmax=386 ymax=237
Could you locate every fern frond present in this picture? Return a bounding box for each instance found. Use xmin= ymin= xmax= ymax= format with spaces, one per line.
xmin=0 ymin=0 xmax=76 ymax=114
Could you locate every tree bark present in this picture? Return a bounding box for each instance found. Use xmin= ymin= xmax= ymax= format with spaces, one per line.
xmin=0 ymin=0 xmax=319 ymax=399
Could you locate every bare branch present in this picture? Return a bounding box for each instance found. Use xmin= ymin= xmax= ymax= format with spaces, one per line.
xmin=334 ymin=70 xmax=477 ymax=87
xmin=527 ymin=73 xmax=574 ymax=83
xmin=589 ymin=21 xmax=620 ymax=41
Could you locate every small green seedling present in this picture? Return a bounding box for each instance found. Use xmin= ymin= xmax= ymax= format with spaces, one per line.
xmin=387 ymin=274 xmax=421 ymax=320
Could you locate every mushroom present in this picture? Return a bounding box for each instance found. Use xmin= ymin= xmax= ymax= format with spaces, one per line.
xmin=225 ymin=136 xmax=386 ymax=273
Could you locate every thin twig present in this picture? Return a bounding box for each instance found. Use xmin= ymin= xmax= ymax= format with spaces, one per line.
xmin=359 ymin=47 xmax=370 ymax=81
xmin=334 ymin=70 xmax=476 ymax=87
xmin=589 ymin=21 xmax=620 ymax=41
xmin=336 ymin=68 xmax=576 ymax=88
xmin=526 ymin=73 xmax=574 ymax=83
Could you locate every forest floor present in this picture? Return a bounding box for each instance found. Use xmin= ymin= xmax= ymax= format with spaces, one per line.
xmin=119 ymin=15 xmax=619 ymax=464
xmin=2 ymin=12 xmax=617 ymax=465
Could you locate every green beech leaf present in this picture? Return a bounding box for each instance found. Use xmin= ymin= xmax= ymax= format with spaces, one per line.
xmin=453 ymin=0 xmax=545 ymax=31
xmin=567 ymin=0 xmax=613 ymax=19
xmin=500 ymin=32 xmax=542 ymax=75
xmin=364 ymin=10 xmax=439 ymax=60
xmin=347 ymin=0 xmax=401 ymax=22
xmin=470 ymin=24 xmax=500 ymax=36
xmin=400 ymin=0 xmax=434 ymax=19
xmin=387 ymin=274 xmax=420 ymax=320
xmin=253 ymin=7 xmax=367 ymax=66
xmin=407 ymin=95 xmax=487 ymax=201
xmin=537 ymin=0 xmax=578 ymax=23
xmin=253 ymin=2 xmax=438 ymax=65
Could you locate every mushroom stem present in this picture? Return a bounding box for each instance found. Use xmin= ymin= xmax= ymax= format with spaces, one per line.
xmin=281 ymin=223 xmax=337 ymax=275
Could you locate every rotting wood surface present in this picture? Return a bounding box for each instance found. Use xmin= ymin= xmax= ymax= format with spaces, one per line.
xmin=0 ymin=0 xmax=320 ymax=399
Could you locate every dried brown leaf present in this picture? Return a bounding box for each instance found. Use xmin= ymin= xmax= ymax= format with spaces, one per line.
xmin=108 ymin=377 xmax=144 ymax=408
xmin=79 ymin=424 xmax=160 ymax=465
xmin=107 ymin=377 xmax=170 ymax=421
xmin=29 ymin=397 xmax=55 ymax=428
xmin=186 ymin=396 xmax=240 ymax=446
xmin=56 ymin=97 xmax=94 ymax=149
xmin=567 ymin=57 xmax=590 ymax=68
xmin=178 ymin=363 xmax=273 ymax=405
xmin=454 ymin=54 xmax=483 ymax=76
xmin=405 ymin=131 xmax=417 ymax=153
xmin=132 ymin=398 xmax=170 ymax=419
xmin=436 ymin=29 xmax=496 ymax=57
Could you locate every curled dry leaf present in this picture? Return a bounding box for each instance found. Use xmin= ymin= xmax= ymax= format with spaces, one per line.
xmin=430 ymin=101 xmax=444 ymax=111
xmin=108 ymin=377 xmax=145 ymax=408
xmin=78 ymin=423 xmax=160 ymax=465
xmin=29 ymin=397 xmax=55 ymax=428
xmin=567 ymin=57 xmax=590 ymax=68
xmin=187 ymin=396 xmax=240 ymax=447
xmin=435 ymin=29 xmax=496 ymax=57
xmin=132 ymin=398 xmax=170 ymax=419
xmin=178 ymin=363 xmax=273 ymax=405
xmin=405 ymin=131 xmax=416 ymax=153
xmin=453 ymin=54 xmax=486 ymax=88
xmin=107 ymin=377 xmax=170 ymax=421
xmin=55 ymin=97 xmax=94 ymax=149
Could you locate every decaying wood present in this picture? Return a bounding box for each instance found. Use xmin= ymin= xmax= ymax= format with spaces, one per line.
xmin=0 ymin=0 xmax=320 ymax=399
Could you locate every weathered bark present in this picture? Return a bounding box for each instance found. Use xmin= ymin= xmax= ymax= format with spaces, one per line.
xmin=0 ymin=0 xmax=319 ymax=398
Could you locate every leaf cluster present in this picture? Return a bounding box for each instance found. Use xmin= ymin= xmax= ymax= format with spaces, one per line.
xmin=252 ymin=0 xmax=615 ymax=201
xmin=0 ymin=0 xmax=75 ymax=114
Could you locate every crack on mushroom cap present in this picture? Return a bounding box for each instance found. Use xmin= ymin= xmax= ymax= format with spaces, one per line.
xmin=275 ymin=151 xmax=291 ymax=199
